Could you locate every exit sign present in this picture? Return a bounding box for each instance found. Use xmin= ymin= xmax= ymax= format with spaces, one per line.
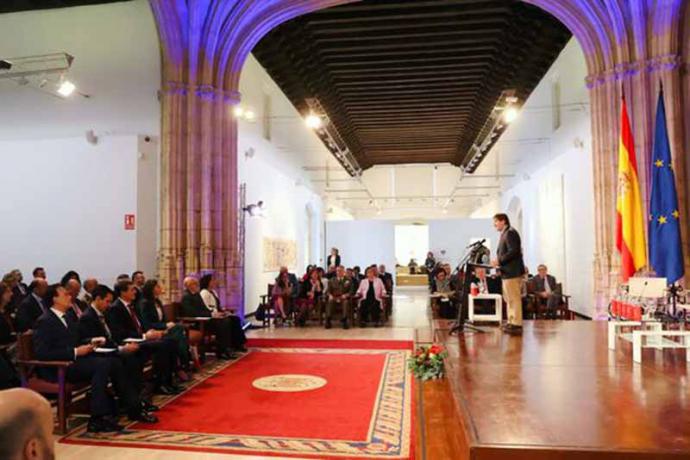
xmin=124 ymin=214 xmax=136 ymax=230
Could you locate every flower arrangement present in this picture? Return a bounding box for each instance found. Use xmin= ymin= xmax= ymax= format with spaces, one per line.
xmin=408 ymin=344 xmax=448 ymax=380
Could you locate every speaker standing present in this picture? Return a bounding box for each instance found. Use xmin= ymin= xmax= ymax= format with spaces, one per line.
xmin=491 ymin=213 xmax=526 ymax=335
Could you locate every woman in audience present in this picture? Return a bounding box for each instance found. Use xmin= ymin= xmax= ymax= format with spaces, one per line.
xmin=355 ymin=266 xmax=387 ymax=327
xmin=199 ymin=274 xmax=248 ymax=350
xmin=327 ymin=248 xmax=341 ymax=270
xmin=296 ymin=268 xmax=324 ymax=327
xmin=137 ymin=279 xmax=196 ymax=375
xmin=59 ymin=270 xmax=81 ymax=286
xmin=271 ymin=271 xmax=294 ymax=325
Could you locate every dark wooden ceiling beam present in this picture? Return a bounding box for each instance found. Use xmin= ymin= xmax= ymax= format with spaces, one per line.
xmin=252 ymin=0 xmax=571 ymax=171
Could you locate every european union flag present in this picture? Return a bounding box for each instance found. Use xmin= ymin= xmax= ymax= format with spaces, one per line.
xmin=649 ymin=87 xmax=684 ymax=283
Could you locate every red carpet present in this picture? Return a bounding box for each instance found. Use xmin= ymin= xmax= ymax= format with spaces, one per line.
xmin=61 ymin=339 xmax=414 ymax=459
xmin=247 ymin=337 xmax=414 ymax=350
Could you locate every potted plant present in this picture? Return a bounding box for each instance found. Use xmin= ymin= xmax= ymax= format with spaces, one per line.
xmin=408 ymin=344 xmax=447 ymax=380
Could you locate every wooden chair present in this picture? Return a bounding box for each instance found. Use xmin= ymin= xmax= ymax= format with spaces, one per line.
xmin=259 ymin=284 xmax=275 ymax=327
xmin=164 ymin=303 xmax=203 ymax=368
xmin=15 ymin=331 xmax=89 ymax=434
xmin=168 ymin=302 xmax=216 ymax=361
xmin=527 ymin=282 xmax=573 ymax=320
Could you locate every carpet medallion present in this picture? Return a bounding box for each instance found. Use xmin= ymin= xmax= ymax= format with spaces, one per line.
xmin=60 ymin=339 xmax=414 ymax=459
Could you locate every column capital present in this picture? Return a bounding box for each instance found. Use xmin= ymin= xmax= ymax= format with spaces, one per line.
xmin=585 ymin=54 xmax=684 ymax=89
xmin=160 ymin=81 xmax=241 ymax=104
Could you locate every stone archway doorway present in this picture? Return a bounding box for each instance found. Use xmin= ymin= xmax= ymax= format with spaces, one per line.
xmin=148 ymin=0 xmax=688 ymax=314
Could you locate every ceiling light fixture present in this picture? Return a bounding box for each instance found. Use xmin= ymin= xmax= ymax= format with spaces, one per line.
xmin=503 ymin=106 xmax=519 ymax=123
xmin=57 ymin=79 xmax=76 ymax=97
xmin=305 ymin=112 xmax=323 ymax=129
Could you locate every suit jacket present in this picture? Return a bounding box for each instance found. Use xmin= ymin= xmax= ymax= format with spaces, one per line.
xmin=496 ymin=227 xmax=525 ymax=279
xmin=0 ymin=312 xmax=14 ymax=345
xmin=33 ymin=309 xmax=78 ymax=363
xmin=180 ymin=292 xmax=212 ymax=318
xmin=327 ymin=254 xmax=341 ymax=268
xmin=79 ymin=306 xmax=117 ymax=348
xmin=379 ymin=272 xmax=393 ymax=290
xmin=16 ymin=294 xmax=46 ymax=333
xmin=530 ymin=275 xmax=559 ymax=295
xmin=106 ymin=298 xmax=144 ymax=344
xmin=327 ymin=276 xmax=351 ymax=298
xmin=137 ymin=298 xmax=167 ymax=331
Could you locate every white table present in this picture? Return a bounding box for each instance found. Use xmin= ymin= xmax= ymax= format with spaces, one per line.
xmin=468 ymin=293 xmax=503 ymax=323
xmin=608 ymin=320 xmax=690 ymax=363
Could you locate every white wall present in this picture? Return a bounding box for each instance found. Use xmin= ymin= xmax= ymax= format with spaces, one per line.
xmin=239 ymin=55 xmax=327 ymax=313
xmin=471 ymin=39 xmax=595 ymax=317
xmin=0 ymin=0 xmax=161 ymax=284
xmin=428 ymin=219 xmax=495 ymax=267
xmin=0 ymin=135 xmax=157 ymax=284
xmin=394 ymin=225 xmax=429 ymax=266
xmin=325 ymin=220 xmax=396 ymax=272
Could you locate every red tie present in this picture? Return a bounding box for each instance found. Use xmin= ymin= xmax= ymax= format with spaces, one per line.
xmin=127 ymin=305 xmax=143 ymax=335
xmin=72 ymin=304 xmax=82 ymax=318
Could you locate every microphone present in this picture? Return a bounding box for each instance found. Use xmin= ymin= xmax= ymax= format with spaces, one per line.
xmin=467 ymin=239 xmax=486 ymax=248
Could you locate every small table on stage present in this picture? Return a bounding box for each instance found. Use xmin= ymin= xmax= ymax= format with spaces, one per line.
xmin=468 ymin=293 xmax=503 ymax=323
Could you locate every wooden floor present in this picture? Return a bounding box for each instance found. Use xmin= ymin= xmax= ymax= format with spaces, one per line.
xmin=438 ymin=320 xmax=690 ymax=460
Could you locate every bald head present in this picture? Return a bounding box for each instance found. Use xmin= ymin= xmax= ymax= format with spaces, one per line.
xmin=0 ymin=389 xmax=54 ymax=460
xmin=183 ymin=276 xmax=199 ymax=294
xmin=65 ymin=279 xmax=81 ymax=299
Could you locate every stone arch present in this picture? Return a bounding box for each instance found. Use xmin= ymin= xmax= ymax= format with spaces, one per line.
xmin=149 ymin=0 xmax=689 ymax=313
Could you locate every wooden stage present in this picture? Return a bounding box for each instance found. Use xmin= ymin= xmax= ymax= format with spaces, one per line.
xmin=434 ymin=320 xmax=690 ymax=460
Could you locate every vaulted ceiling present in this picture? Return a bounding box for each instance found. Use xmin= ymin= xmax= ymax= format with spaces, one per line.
xmin=0 ymin=0 xmax=128 ymax=13
xmin=252 ymin=0 xmax=570 ymax=171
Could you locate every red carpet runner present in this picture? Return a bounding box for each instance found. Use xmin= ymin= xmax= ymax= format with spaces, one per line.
xmin=61 ymin=338 xmax=415 ymax=459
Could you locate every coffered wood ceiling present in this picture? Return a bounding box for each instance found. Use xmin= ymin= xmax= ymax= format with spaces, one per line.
xmin=252 ymin=0 xmax=570 ymax=170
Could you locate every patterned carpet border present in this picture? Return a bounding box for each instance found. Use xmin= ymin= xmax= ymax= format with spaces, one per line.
xmin=60 ymin=347 xmax=414 ymax=459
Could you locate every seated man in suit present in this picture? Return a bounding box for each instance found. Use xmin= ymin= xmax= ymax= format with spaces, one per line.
xmin=471 ymin=268 xmax=502 ymax=315
xmin=64 ymin=279 xmax=88 ymax=322
xmin=15 ymin=278 xmax=49 ymax=333
xmin=181 ymin=276 xmax=236 ymax=360
xmin=79 ymin=285 xmax=158 ymax=418
xmin=106 ymin=280 xmax=180 ymax=395
xmin=378 ymin=264 xmax=393 ymax=293
xmin=33 ymin=284 xmax=147 ymax=432
xmin=531 ymin=264 xmax=562 ymax=318
xmin=325 ymin=266 xmax=352 ymax=329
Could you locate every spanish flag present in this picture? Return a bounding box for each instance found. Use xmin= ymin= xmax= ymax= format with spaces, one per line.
xmin=615 ymin=96 xmax=647 ymax=282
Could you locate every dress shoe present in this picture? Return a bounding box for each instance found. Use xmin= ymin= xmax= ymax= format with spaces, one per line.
xmin=155 ymin=384 xmax=181 ymax=396
xmin=129 ymin=411 xmax=159 ymax=423
xmin=217 ymin=351 xmax=236 ymax=360
xmin=87 ymin=417 xmax=124 ymax=433
xmin=141 ymin=401 xmax=160 ymax=412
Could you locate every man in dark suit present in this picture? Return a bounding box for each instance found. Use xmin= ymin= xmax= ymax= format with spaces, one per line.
xmin=131 ymin=271 xmax=146 ymax=304
xmin=378 ymin=264 xmax=394 ymax=293
xmin=79 ymin=285 xmax=158 ymax=417
xmin=181 ymin=276 xmax=235 ymax=360
xmin=491 ymin=213 xmax=526 ymax=335
xmin=531 ymin=264 xmax=562 ymax=317
xmin=106 ymin=280 xmax=180 ymax=395
xmin=64 ymin=279 xmax=87 ymax=322
xmin=33 ymin=285 xmax=148 ymax=432
xmin=15 ymin=279 xmax=49 ymax=333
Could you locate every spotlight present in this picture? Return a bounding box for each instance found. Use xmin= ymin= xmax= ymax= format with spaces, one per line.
xmin=0 ymin=59 xmax=11 ymax=70
xmin=305 ymin=113 xmax=323 ymax=129
xmin=244 ymin=110 xmax=256 ymax=121
xmin=233 ymin=106 xmax=245 ymax=118
xmin=244 ymin=201 xmax=266 ymax=217
xmin=503 ymin=106 xmax=519 ymax=123
xmin=57 ymin=80 xmax=76 ymax=97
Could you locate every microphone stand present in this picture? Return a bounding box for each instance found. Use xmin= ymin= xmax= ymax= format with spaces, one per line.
xmin=449 ymin=246 xmax=488 ymax=335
